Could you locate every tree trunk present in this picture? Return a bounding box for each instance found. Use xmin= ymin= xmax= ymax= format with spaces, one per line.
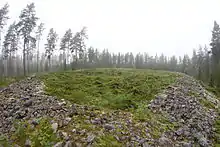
xmin=75 ymin=49 xmax=78 ymax=68
xmin=63 ymin=50 xmax=66 ymax=70
xmin=27 ymin=41 xmax=30 ymax=74
xmin=0 ymin=30 xmax=3 ymax=79
xmin=0 ymin=58 xmax=3 ymax=80
xmin=67 ymin=42 xmax=69 ymax=69
xmin=9 ymin=53 xmax=12 ymax=77
xmin=71 ymin=54 xmax=74 ymax=70
xmin=4 ymin=59 xmax=8 ymax=77
xmin=0 ymin=30 xmax=1 ymax=53
xmin=49 ymin=58 xmax=51 ymax=71
xmin=37 ymin=39 xmax=40 ymax=72
xmin=23 ymin=41 xmax=26 ymax=76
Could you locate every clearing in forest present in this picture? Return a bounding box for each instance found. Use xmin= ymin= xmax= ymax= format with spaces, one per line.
xmin=0 ymin=68 xmax=219 ymax=147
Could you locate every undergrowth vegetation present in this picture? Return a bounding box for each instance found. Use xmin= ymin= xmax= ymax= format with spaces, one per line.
xmin=41 ymin=68 xmax=179 ymax=110
xmin=38 ymin=68 xmax=181 ymax=145
xmin=213 ymin=107 xmax=220 ymax=146
xmin=0 ymin=76 xmax=24 ymax=88
xmin=0 ymin=118 xmax=59 ymax=147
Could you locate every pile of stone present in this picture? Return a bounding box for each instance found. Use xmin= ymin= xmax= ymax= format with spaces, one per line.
xmin=149 ymin=75 xmax=219 ymax=147
xmin=0 ymin=76 xmax=78 ymax=136
xmin=0 ymin=76 xmax=154 ymax=146
xmin=0 ymin=74 xmax=219 ymax=147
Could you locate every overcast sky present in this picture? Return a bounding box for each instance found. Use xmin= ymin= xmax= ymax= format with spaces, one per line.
xmin=0 ymin=0 xmax=220 ymax=57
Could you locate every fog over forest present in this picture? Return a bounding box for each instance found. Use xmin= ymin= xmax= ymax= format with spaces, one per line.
xmin=1 ymin=0 xmax=220 ymax=56
xmin=0 ymin=1 xmax=220 ymax=85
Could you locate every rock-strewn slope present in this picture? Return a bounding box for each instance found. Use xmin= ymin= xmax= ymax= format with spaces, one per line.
xmin=149 ymin=75 xmax=219 ymax=146
xmin=0 ymin=76 xmax=159 ymax=146
xmin=0 ymin=74 xmax=219 ymax=147
xmin=0 ymin=76 xmax=74 ymax=134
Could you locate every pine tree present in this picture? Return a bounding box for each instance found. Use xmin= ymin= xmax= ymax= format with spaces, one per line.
xmin=120 ymin=53 xmax=125 ymax=66
xmin=16 ymin=3 xmax=38 ymax=76
xmin=36 ymin=23 xmax=45 ymax=72
xmin=117 ymin=53 xmax=121 ymax=67
xmin=3 ymin=22 xmax=19 ymax=76
xmin=0 ymin=3 xmax=9 ymax=51
xmin=196 ymin=46 xmax=205 ymax=80
xmin=124 ymin=52 xmax=129 ymax=65
xmin=78 ymin=27 xmax=88 ymax=67
xmin=26 ymin=36 xmax=36 ymax=73
xmin=159 ymin=53 xmax=165 ymax=69
xmin=129 ymin=52 xmax=134 ymax=67
xmin=203 ymin=45 xmax=211 ymax=82
xmin=70 ymin=27 xmax=88 ymax=69
xmin=169 ymin=56 xmax=177 ymax=71
xmin=45 ymin=28 xmax=58 ymax=71
xmin=60 ymin=29 xmax=73 ymax=70
xmin=0 ymin=3 xmax=9 ymax=78
xmin=144 ymin=53 xmax=148 ymax=67
xmin=191 ymin=49 xmax=197 ymax=75
xmin=209 ymin=21 xmax=220 ymax=86
xmin=210 ymin=21 xmax=220 ymax=62
xmin=135 ymin=53 xmax=140 ymax=68
xmin=95 ymin=48 xmax=100 ymax=66
xmin=112 ymin=53 xmax=117 ymax=67
xmin=87 ymin=46 xmax=95 ymax=64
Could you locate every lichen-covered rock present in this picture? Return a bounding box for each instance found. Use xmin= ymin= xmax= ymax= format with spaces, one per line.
xmin=104 ymin=123 xmax=115 ymax=130
xmin=64 ymin=141 xmax=73 ymax=147
xmin=53 ymin=142 xmax=64 ymax=147
xmin=52 ymin=123 xmax=58 ymax=133
xmin=25 ymin=139 xmax=31 ymax=147
xmin=158 ymin=136 xmax=173 ymax=147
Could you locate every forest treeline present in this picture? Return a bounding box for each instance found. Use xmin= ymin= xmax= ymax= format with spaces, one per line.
xmin=0 ymin=3 xmax=220 ymax=87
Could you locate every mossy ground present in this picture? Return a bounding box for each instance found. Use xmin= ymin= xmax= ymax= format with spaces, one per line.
xmin=40 ymin=68 xmax=179 ymax=110
xmin=38 ymin=68 xmax=180 ymax=145
xmin=0 ymin=118 xmax=60 ymax=147
xmin=0 ymin=77 xmax=24 ymax=88
xmin=2 ymin=69 xmax=220 ymax=146
xmin=203 ymin=85 xmax=220 ymax=146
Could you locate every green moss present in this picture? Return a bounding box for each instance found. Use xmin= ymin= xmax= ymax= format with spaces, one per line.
xmin=9 ymin=118 xmax=60 ymax=147
xmin=214 ymin=118 xmax=220 ymax=144
xmin=131 ymin=104 xmax=177 ymax=139
xmin=39 ymin=68 xmax=180 ymax=140
xmin=40 ymin=68 xmax=179 ymax=110
xmin=71 ymin=115 xmax=97 ymax=132
xmin=132 ymin=104 xmax=153 ymax=122
xmin=199 ymin=99 xmax=216 ymax=109
xmin=205 ymin=86 xmax=220 ymax=98
xmin=200 ymin=84 xmax=220 ymax=146
xmin=188 ymin=86 xmax=216 ymax=110
xmin=188 ymin=91 xmax=200 ymax=97
xmin=0 ymin=76 xmax=25 ymax=88
xmin=94 ymin=134 xmax=122 ymax=147
xmin=0 ymin=135 xmax=10 ymax=147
